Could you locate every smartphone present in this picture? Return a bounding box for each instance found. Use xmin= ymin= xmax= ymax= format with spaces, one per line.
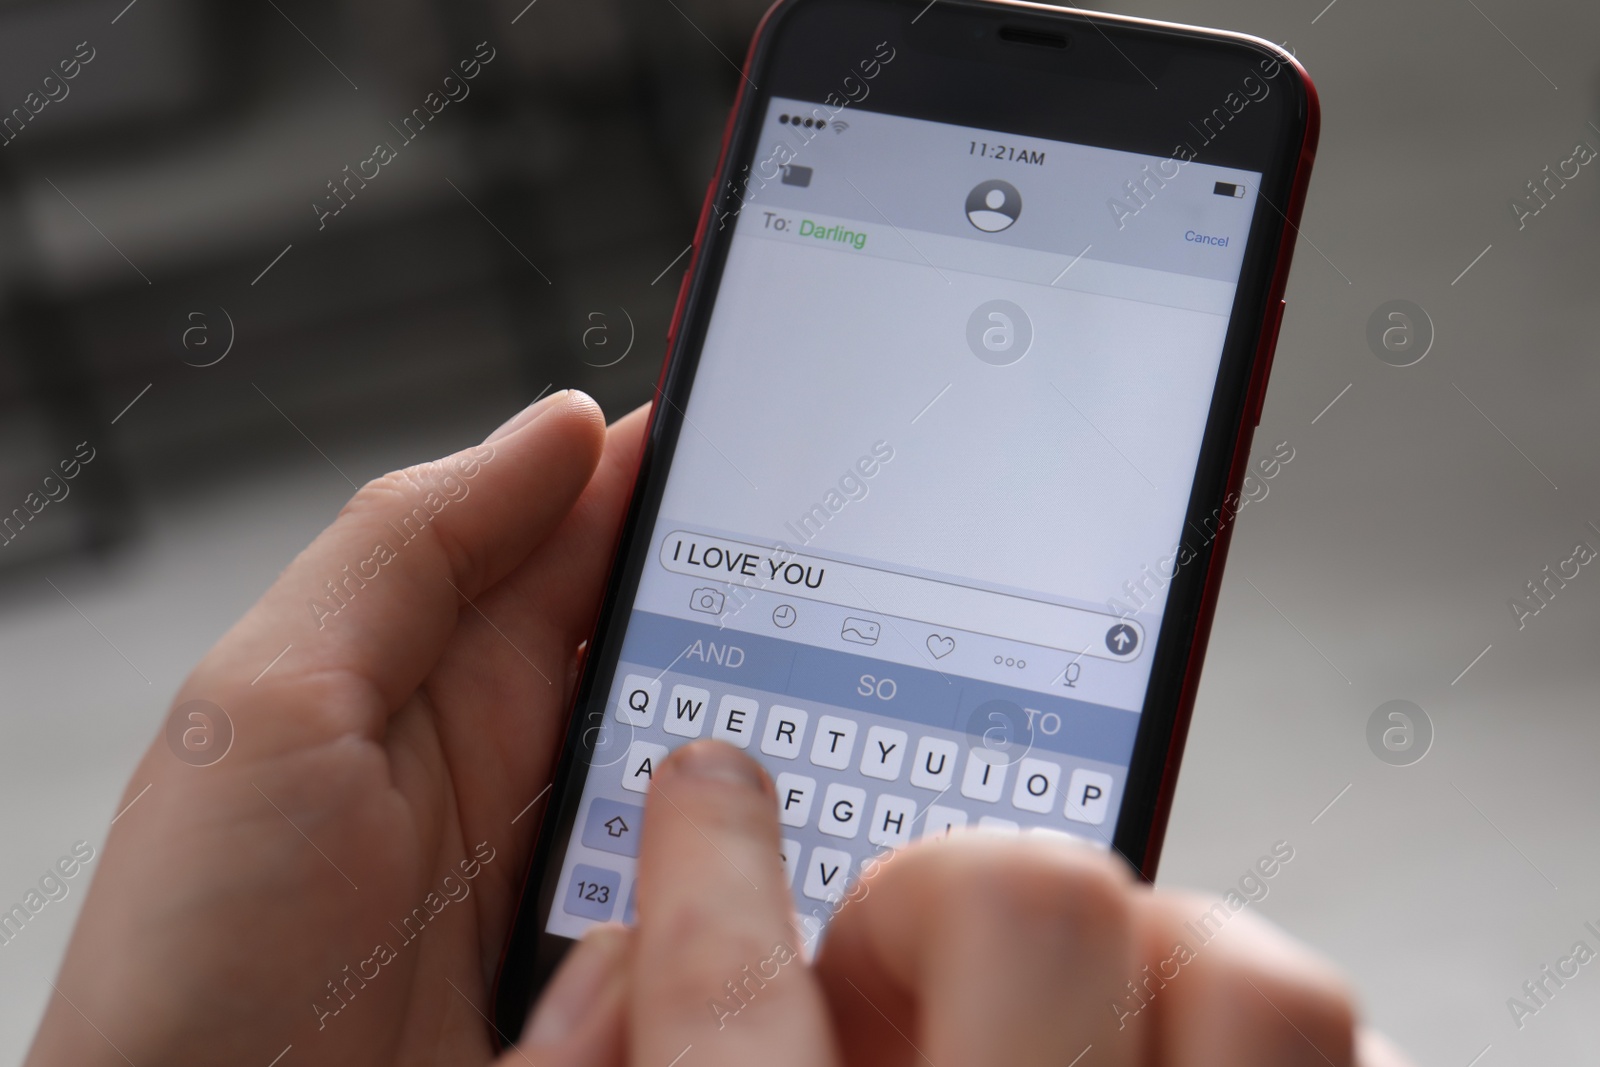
xmin=495 ymin=0 xmax=1317 ymax=1030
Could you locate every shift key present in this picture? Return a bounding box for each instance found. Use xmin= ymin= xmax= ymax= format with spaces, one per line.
xmin=582 ymin=797 xmax=646 ymax=857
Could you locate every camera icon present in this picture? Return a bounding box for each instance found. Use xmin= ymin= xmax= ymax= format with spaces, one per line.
xmin=689 ymin=587 xmax=726 ymax=615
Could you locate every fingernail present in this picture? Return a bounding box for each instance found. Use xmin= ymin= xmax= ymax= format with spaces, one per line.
xmin=484 ymin=390 xmax=570 ymax=444
xmin=524 ymin=923 xmax=628 ymax=1046
xmin=667 ymin=740 xmax=768 ymax=791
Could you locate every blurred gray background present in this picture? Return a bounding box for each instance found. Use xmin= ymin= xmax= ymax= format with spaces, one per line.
xmin=1 ymin=0 xmax=1595 ymax=1061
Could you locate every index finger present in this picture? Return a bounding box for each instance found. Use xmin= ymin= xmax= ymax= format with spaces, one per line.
xmin=815 ymin=833 xmax=1141 ymax=1067
xmin=631 ymin=741 xmax=837 ymax=1067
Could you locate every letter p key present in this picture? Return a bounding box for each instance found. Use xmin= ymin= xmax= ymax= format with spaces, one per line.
xmin=1064 ymin=769 xmax=1114 ymax=826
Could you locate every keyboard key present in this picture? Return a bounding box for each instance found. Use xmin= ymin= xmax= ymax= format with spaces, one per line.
xmin=861 ymin=726 xmax=908 ymax=780
xmin=623 ymin=878 xmax=637 ymax=923
xmin=818 ymin=783 xmax=866 ymax=839
xmin=616 ymin=674 xmax=659 ymax=728
xmin=809 ymin=715 xmax=858 ymax=770
xmin=780 ymin=838 xmax=801 ymax=886
xmin=921 ymin=804 xmax=968 ymax=840
xmin=960 ymin=749 xmax=1009 ymax=803
xmin=803 ymin=846 xmax=853 ymax=903
xmin=909 ymin=737 xmax=959 ymax=791
xmin=1011 ymin=757 xmax=1062 ymax=813
xmin=868 ymin=793 xmax=916 ymax=849
xmin=760 ymin=706 xmax=809 ymax=759
xmin=564 ymin=863 xmax=620 ymax=921
xmin=775 ymin=772 xmax=816 ymax=827
xmin=712 ymin=695 xmax=759 ymax=748
xmin=580 ymin=797 xmax=645 ymax=857
xmin=662 ymin=684 xmax=710 ymax=738
xmin=1065 ymin=769 xmax=1114 ymax=825
xmin=621 ymin=740 xmax=669 ymax=794
xmin=978 ymin=815 xmax=1020 ymax=834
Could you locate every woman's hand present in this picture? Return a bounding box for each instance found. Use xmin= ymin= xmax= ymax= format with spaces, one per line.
xmin=28 ymin=391 xmax=648 ymax=1067
xmin=512 ymin=740 xmax=1416 ymax=1067
xmin=27 ymin=389 xmax=1413 ymax=1067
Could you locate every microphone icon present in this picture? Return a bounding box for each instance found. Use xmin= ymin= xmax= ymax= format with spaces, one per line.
xmin=1063 ymin=662 xmax=1081 ymax=688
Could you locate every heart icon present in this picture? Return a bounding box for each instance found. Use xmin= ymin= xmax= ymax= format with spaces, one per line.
xmin=926 ymin=634 xmax=955 ymax=659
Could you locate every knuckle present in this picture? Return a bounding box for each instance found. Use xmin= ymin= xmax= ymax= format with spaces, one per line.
xmin=1012 ymin=852 xmax=1130 ymax=932
xmin=641 ymin=898 xmax=779 ymax=994
xmin=342 ymin=461 xmax=460 ymax=518
xmin=1168 ymin=897 xmax=1359 ymax=1063
xmin=341 ymin=469 xmax=413 ymax=520
xmin=1216 ymin=966 xmax=1356 ymax=1062
xmin=336 ymin=463 xmax=477 ymax=580
xmin=935 ymin=836 xmax=1134 ymax=938
xmin=339 ymin=466 xmax=446 ymax=533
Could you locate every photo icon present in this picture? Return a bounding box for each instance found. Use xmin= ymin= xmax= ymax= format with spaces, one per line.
xmin=689 ymin=587 xmax=726 ymax=614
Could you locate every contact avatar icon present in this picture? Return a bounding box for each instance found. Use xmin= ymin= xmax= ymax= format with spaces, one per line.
xmin=966 ymin=179 xmax=1022 ymax=232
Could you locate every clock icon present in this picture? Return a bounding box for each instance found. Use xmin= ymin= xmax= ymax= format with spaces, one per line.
xmin=772 ymin=604 xmax=797 ymax=628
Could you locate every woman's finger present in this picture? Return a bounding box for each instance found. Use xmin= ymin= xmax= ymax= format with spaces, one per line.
xmin=512 ymin=401 xmax=651 ymax=655
xmin=501 ymin=924 xmax=631 ymax=1067
xmin=182 ymin=389 xmax=606 ymax=739
xmin=815 ymin=833 xmax=1143 ymax=1067
xmin=1357 ymin=1029 xmax=1417 ymax=1067
xmin=420 ymin=404 xmax=650 ymax=959
xmin=433 ymin=401 xmax=651 ymax=711
xmin=1135 ymin=892 xmax=1358 ymax=1067
xmin=631 ymin=742 xmax=837 ymax=1067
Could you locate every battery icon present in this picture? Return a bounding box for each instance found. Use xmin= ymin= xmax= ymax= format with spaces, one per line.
xmin=1213 ymin=181 xmax=1245 ymax=198
xmin=781 ymin=164 xmax=813 ymax=187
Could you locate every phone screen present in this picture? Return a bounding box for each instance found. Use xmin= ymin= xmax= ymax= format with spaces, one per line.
xmin=545 ymin=97 xmax=1262 ymax=945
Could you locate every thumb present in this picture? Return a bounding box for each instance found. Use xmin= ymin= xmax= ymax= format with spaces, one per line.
xmin=182 ymin=388 xmax=606 ymax=744
xmin=502 ymin=923 xmax=631 ymax=1067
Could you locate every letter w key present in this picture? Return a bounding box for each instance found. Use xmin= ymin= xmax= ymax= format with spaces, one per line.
xmin=664 ymin=684 xmax=710 ymax=738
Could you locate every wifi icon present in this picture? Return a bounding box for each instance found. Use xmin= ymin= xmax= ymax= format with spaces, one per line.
xmin=831 ymin=120 xmax=849 ymax=134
